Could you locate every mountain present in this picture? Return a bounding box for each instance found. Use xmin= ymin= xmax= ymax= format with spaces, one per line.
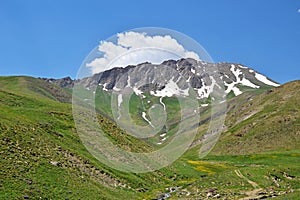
xmin=41 ymin=76 xmax=74 ymax=89
xmin=56 ymin=58 xmax=281 ymax=149
xmin=45 ymin=58 xmax=279 ymax=99
xmin=1 ymin=64 xmax=299 ymax=199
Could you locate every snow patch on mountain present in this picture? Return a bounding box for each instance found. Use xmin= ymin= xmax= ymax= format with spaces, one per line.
xmin=191 ymin=68 xmax=196 ymax=74
xmin=186 ymin=76 xmax=191 ymax=83
xmin=150 ymin=78 xmax=189 ymax=97
xmin=201 ymin=104 xmax=209 ymax=107
xmin=160 ymin=97 xmax=166 ymax=111
xmin=224 ymin=64 xmax=260 ymax=95
xmin=142 ymin=112 xmax=154 ymax=127
xmin=160 ymin=133 xmax=166 ymax=137
xmin=102 ymin=83 xmax=108 ymax=91
xmin=133 ymin=86 xmax=145 ymax=98
xmin=230 ymin=65 xmax=242 ymax=81
xmin=255 ymin=73 xmax=280 ymax=87
xmin=238 ymin=64 xmax=248 ymax=69
xmin=127 ymin=76 xmax=131 ymax=86
xmin=117 ymin=94 xmax=123 ymax=107
xmin=197 ymin=82 xmax=210 ymax=98
xmin=225 ymin=81 xmax=242 ymax=96
xmin=113 ymin=86 xmax=121 ymax=92
xmin=240 ymin=77 xmax=260 ymax=88
xmin=196 ymin=76 xmax=218 ymax=99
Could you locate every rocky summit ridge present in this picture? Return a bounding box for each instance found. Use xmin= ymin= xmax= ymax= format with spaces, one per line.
xmin=44 ymin=58 xmax=280 ymax=99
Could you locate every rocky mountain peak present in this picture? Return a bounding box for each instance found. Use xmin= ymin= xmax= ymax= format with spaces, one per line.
xmin=44 ymin=58 xmax=280 ymax=99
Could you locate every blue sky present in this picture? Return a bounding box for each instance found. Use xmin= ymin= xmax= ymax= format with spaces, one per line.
xmin=0 ymin=0 xmax=299 ymax=83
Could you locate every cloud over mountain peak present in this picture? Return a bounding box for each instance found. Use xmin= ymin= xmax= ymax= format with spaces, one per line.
xmin=86 ymin=31 xmax=199 ymax=74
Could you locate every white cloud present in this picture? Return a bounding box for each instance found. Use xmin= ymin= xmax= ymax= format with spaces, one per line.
xmin=86 ymin=31 xmax=200 ymax=74
xmin=298 ymin=8 xmax=300 ymax=13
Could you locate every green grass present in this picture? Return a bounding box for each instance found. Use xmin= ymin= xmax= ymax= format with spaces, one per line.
xmin=1 ymin=76 xmax=300 ymax=199
xmin=213 ymin=80 xmax=300 ymax=155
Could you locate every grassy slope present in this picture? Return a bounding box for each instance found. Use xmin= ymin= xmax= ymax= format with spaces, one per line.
xmin=0 ymin=76 xmax=160 ymax=199
xmin=213 ymin=80 xmax=300 ymax=155
xmin=1 ymin=76 xmax=300 ymax=199
xmin=154 ymin=81 xmax=299 ymax=199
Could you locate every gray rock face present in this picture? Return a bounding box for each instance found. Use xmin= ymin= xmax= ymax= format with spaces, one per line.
xmin=42 ymin=76 xmax=74 ymax=89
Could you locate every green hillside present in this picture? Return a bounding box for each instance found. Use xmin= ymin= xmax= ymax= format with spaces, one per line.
xmin=0 ymin=76 xmax=299 ymax=199
xmin=213 ymin=80 xmax=300 ymax=155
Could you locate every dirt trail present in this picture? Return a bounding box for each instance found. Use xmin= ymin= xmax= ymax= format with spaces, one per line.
xmin=235 ymin=169 xmax=264 ymax=200
xmin=235 ymin=169 xmax=260 ymax=188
